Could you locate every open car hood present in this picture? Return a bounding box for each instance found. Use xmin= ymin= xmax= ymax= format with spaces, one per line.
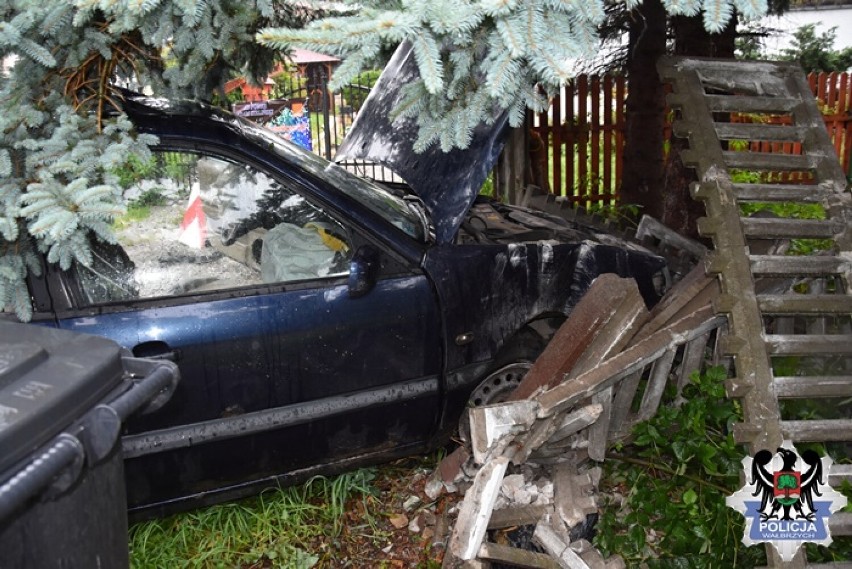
xmin=335 ymin=42 xmax=509 ymax=245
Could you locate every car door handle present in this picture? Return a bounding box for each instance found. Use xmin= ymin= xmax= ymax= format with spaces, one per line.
xmin=132 ymin=341 xmax=181 ymax=362
xmin=455 ymin=332 xmax=474 ymax=346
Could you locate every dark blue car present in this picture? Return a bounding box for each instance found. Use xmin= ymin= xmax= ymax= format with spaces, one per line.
xmin=22 ymin=46 xmax=667 ymax=520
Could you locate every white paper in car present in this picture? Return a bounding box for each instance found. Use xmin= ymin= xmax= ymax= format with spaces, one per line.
xmin=261 ymin=223 xmax=337 ymax=283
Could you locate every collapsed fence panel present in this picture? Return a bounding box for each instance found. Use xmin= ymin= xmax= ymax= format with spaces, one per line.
xmin=443 ymin=272 xmax=727 ymax=569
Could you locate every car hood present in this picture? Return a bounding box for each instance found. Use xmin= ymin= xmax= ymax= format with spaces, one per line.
xmin=335 ymin=42 xmax=509 ymax=245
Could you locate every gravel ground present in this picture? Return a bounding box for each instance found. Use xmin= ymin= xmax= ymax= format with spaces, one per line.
xmin=118 ymin=204 xmax=261 ymax=298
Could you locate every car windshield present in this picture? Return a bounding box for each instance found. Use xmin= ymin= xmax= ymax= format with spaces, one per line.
xmin=241 ymin=121 xmax=428 ymax=242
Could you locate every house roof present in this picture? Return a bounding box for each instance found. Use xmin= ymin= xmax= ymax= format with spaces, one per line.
xmin=286 ymin=48 xmax=340 ymax=65
xmin=224 ymin=48 xmax=340 ymax=95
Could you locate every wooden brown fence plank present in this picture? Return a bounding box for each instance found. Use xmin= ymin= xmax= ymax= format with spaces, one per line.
xmin=615 ymin=75 xmax=625 ymax=196
xmin=577 ymin=75 xmax=588 ymax=201
xmin=534 ymin=71 xmax=850 ymax=208
xmin=552 ymin=90 xmax=563 ymax=197
xmin=565 ymin=81 xmax=575 ymax=198
xmin=590 ymin=75 xmax=601 ymax=203
xmin=827 ymin=72 xmax=838 ymax=110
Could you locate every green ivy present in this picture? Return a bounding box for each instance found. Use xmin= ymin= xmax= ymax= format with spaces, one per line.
xmin=595 ymin=366 xmax=767 ymax=568
xmin=740 ymin=201 xmax=835 ymax=256
xmin=596 ymin=365 xmax=852 ymax=566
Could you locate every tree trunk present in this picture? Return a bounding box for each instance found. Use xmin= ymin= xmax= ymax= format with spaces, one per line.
xmin=672 ymin=14 xmax=737 ymax=58
xmin=660 ymin=15 xmax=738 ymax=239
xmin=619 ymin=0 xmax=667 ymax=222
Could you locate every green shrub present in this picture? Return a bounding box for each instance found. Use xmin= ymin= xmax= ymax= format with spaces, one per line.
xmin=339 ymin=70 xmax=382 ymax=112
xmin=113 ymin=155 xmax=158 ymax=190
xmin=596 ymin=365 xmax=852 ymax=566
xmin=596 ymin=366 xmax=766 ymax=568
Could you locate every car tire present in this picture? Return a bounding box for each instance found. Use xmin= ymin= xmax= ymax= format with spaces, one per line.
xmin=467 ymin=324 xmax=556 ymax=406
xmin=458 ymin=326 xmax=551 ymax=443
xmin=466 ymin=362 xmax=532 ymax=407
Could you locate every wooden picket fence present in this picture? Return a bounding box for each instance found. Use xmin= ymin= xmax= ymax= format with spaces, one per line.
xmin=531 ymin=71 xmax=852 ymax=205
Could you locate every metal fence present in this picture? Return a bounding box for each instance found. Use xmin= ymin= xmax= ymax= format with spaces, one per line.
xmin=234 ymin=68 xmax=404 ymax=185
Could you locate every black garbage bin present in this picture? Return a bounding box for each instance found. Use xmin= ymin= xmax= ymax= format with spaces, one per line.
xmin=0 ymin=322 xmax=179 ymax=569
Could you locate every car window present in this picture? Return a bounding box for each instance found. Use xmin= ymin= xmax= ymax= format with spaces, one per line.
xmin=240 ymin=121 xmax=427 ymax=241
xmin=73 ymin=150 xmax=353 ymax=305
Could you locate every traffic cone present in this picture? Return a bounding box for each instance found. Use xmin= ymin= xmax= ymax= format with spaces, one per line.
xmin=178 ymin=186 xmax=206 ymax=248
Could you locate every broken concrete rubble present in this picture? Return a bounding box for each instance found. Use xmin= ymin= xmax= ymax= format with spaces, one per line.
xmin=508 ymin=274 xmax=649 ymax=402
xmin=470 ymin=400 xmax=539 ymax=465
xmin=552 ymin=464 xmax=598 ymax=532
xmin=533 ymin=522 xmax=589 ymax=568
xmin=437 ymin=268 xmax=726 ymax=569
xmin=449 ymin=456 xmax=509 ymax=561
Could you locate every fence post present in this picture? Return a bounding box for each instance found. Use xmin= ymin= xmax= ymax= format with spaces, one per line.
xmin=320 ymin=70 xmax=333 ymax=160
xmin=494 ymin=126 xmax=529 ymax=205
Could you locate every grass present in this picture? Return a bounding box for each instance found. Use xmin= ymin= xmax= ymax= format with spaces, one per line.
xmin=114 ymin=204 xmax=152 ymax=230
xmin=127 ymin=454 xmax=451 ymax=569
xmin=546 ymin=134 xmax=619 ymax=205
xmin=128 ymin=469 xmax=381 ymax=569
xmin=739 ymin=199 xmax=836 ymax=255
xmin=114 ymin=188 xmax=171 ymax=230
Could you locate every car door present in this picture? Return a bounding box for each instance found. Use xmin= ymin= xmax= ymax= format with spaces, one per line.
xmin=48 ymin=148 xmax=443 ymax=514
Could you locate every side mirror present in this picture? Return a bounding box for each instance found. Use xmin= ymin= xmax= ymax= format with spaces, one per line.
xmin=347 ymin=245 xmax=379 ymax=299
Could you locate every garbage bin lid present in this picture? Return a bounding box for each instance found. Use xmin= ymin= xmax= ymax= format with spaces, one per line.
xmin=0 ymin=323 xmax=125 ymax=475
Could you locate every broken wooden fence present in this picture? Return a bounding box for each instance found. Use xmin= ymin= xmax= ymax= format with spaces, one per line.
xmin=444 ymin=58 xmax=852 ymax=568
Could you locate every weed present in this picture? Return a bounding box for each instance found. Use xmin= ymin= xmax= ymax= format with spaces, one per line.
xmin=479 ymin=173 xmax=495 ymax=199
xmin=132 ymin=187 xmax=169 ymax=207
xmin=113 ymin=155 xmax=158 ymax=190
xmin=596 ymin=366 xmax=765 ymax=568
xmin=128 ymin=468 xmax=379 ymax=568
xmin=113 ymin=204 xmax=152 ymax=230
xmin=586 ymin=200 xmax=641 ymax=228
xmin=596 ymin=366 xmax=852 ymax=566
xmin=740 ymin=200 xmax=835 ymax=255
xmin=162 ymin=153 xmax=194 ymax=186
xmin=546 ymin=128 xmax=619 ymax=208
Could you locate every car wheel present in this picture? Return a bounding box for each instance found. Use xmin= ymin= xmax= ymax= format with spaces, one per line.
xmin=458 ymin=326 xmax=550 ymax=443
xmin=458 ymin=362 xmax=531 ymax=446
xmin=467 ymin=322 xmax=559 ymax=407
xmin=458 ymin=320 xmax=564 ymax=444
xmin=467 ymin=362 xmax=532 ymax=407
